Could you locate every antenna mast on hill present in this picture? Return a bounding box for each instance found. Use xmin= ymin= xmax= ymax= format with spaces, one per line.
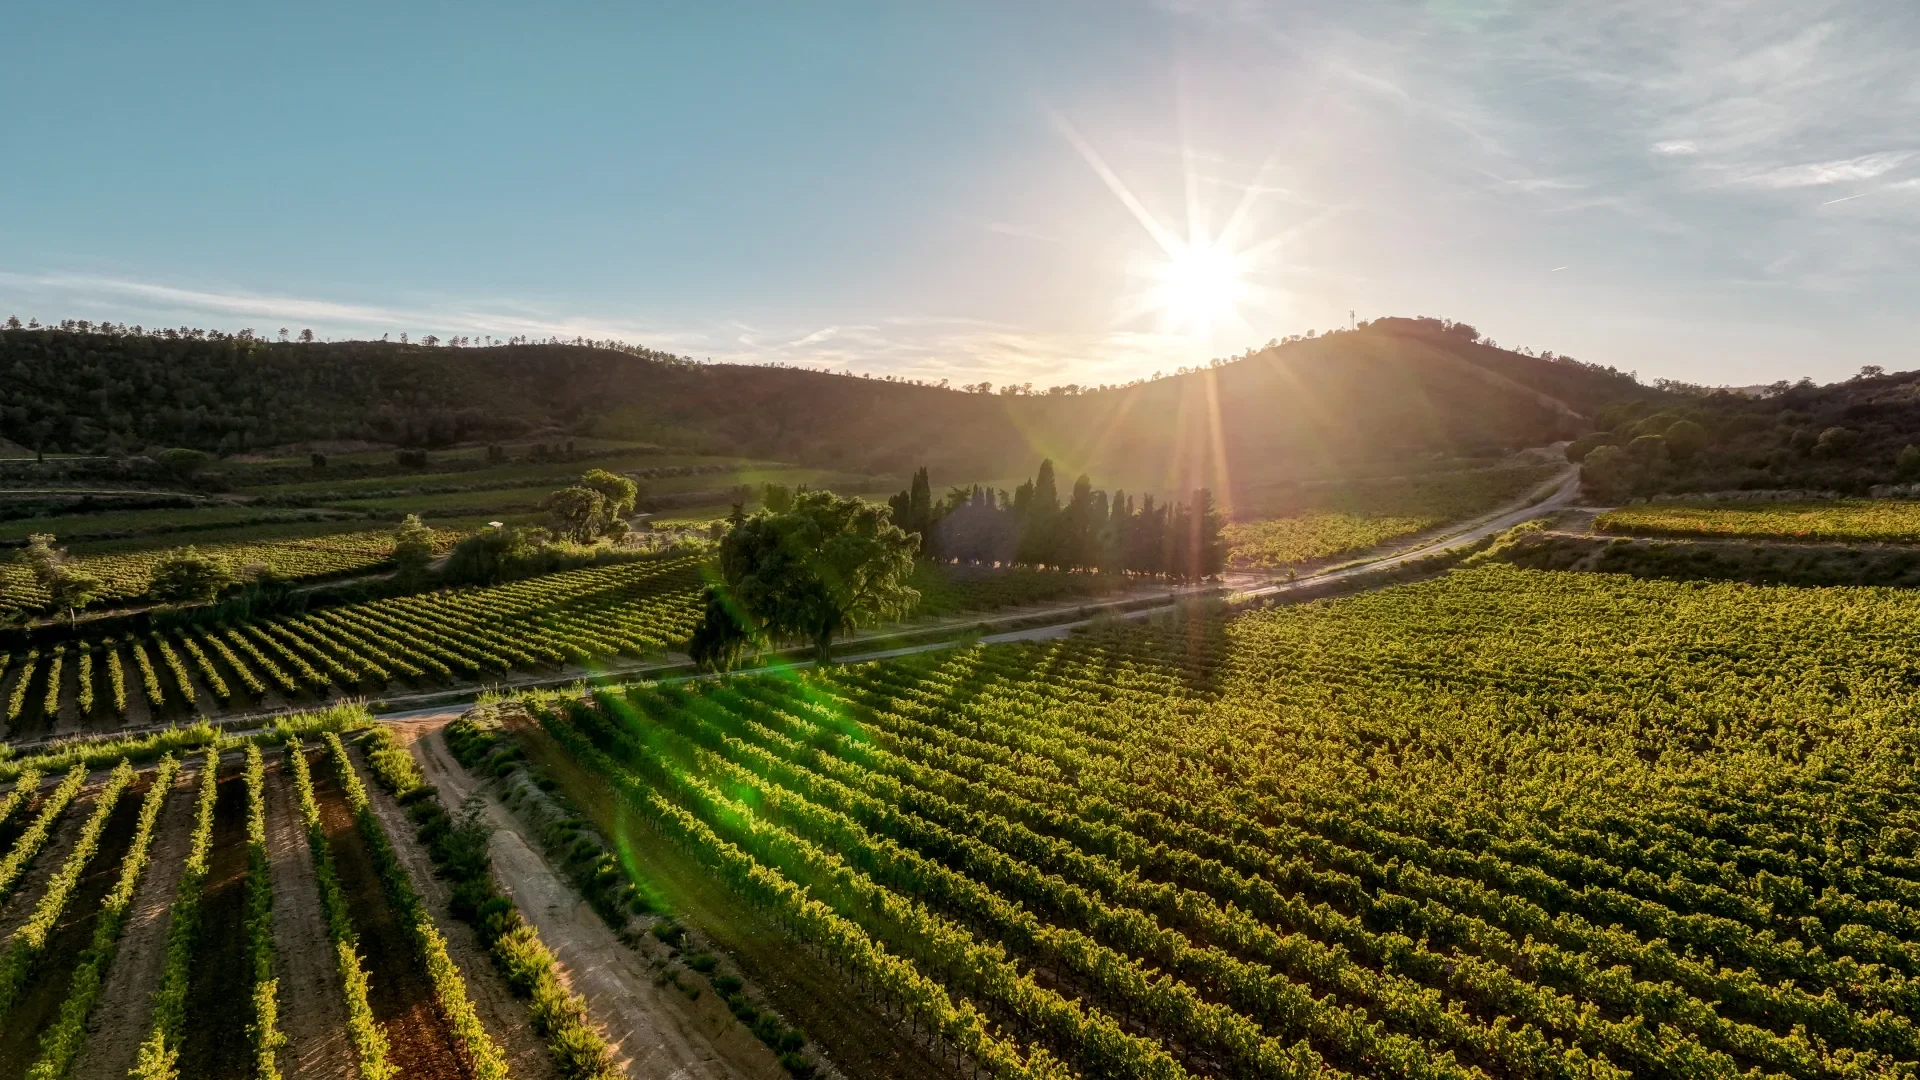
xmin=1350 ymin=309 xmax=1356 ymax=331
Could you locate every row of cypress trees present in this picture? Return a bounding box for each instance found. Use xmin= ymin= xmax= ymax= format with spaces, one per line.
xmin=889 ymin=460 xmax=1227 ymax=581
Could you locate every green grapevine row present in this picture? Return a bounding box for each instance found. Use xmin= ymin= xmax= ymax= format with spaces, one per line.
xmin=133 ymin=750 xmax=219 ymax=1080
xmin=323 ymin=731 xmax=512 ymax=1079
xmin=26 ymin=756 xmax=178 ymax=1080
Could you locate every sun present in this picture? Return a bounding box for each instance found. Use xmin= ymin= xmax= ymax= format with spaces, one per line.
xmin=1152 ymin=239 xmax=1250 ymax=334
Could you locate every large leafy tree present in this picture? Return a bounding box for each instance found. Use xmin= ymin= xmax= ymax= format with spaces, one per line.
xmin=580 ymin=468 xmax=640 ymax=519
xmin=690 ymin=489 xmax=919 ymax=668
xmin=147 ymin=545 xmax=236 ymax=605
xmin=20 ymin=533 xmax=105 ymax=625
xmin=390 ymin=513 xmax=437 ymax=585
xmin=542 ymin=486 xmax=608 ymax=543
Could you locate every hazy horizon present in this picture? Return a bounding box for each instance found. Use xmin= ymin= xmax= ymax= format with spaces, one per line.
xmin=5 ymin=2 xmax=1914 ymax=390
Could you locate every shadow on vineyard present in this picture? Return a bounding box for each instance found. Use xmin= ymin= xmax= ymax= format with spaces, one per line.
xmin=305 ymin=747 xmax=472 ymax=1080
xmin=0 ymin=774 xmax=148 ymax=1080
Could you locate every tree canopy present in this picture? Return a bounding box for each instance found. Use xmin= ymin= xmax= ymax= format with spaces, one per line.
xmin=390 ymin=514 xmax=437 ymax=584
xmin=147 ymin=545 xmax=237 ymax=605
xmin=690 ymin=489 xmax=919 ymax=668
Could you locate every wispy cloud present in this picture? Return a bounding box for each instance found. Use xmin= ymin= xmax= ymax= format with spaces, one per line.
xmin=0 ymin=270 xmax=710 ymax=348
xmin=1736 ymin=151 xmax=1915 ymax=189
xmin=0 ymin=268 xmax=1227 ymax=388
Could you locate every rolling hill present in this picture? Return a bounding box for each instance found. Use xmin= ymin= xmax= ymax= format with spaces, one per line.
xmin=0 ymin=317 xmax=1649 ymax=502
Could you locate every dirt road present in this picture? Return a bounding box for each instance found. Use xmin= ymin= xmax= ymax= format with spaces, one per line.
xmin=400 ymin=724 xmax=786 ymax=1080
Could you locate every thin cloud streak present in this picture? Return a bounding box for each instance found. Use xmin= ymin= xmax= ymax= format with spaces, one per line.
xmin=0 ymin=269 xmax=1222 ymax=389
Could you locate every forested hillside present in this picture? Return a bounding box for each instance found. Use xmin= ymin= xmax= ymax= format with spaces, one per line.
xmin=0 ymin=317 xmax=1646 ymax=498
xmin=1573 ymin=367 xmax=1920 ymax=498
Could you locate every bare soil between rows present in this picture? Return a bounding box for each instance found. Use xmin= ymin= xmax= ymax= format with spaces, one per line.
xmin=176 ymin=757 xmax=253 ymax=1080
xmin=70 ymin=761 xmax=199 ymax=1080
xmin=0 ymin=774 xmax=150 ymax=1080
xmin=306 ymin=747 xmax=471 ymax=1080
xmin=266 ymin=751 xmax=354 ymax=1080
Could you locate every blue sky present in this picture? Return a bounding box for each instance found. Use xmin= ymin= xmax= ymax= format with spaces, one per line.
xmin=4 ymin=1 xmax=1916 ymax=388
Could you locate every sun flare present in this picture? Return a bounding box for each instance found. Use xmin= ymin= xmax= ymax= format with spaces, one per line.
xmin=1152 ymin=239 xmax=1250 ymax=334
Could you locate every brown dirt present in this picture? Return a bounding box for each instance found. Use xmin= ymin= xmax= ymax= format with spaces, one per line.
xmin=0 ymin=775 xmax=60 ymax=886
xmin=70 ymin=762 xmax=197 ymax=1080
xmin=402 ymin=724 xmax=787 ymax=1080
xmin=352 ymin=743 xmax=562 ymax=1080
xmin=0 ymin=774 xmax=149 ymax=1080
xmin=267 ymin=751 xmax=354 ymax=1080
xmin=176 ymin=756 xmax=253 ymax=1080
xmin=308 ymin=747 xmax=470 ymax=1080
xmin=511 ymin=720 xmax=957 ymax=1080
xmin=0 ymin=777 xmax=92 ymax=947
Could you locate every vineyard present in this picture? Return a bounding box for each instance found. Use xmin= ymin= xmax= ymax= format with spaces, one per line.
xmin=1222 ymin=512 xmax=1437 ymax=568
xmin=1225 ymin=463 xmax=1563 ymax=568
xmin=0 ymin=528 xmax=460 ymax=611
xmin=0 ymin=712 xmax=629 ymax=1080
xmin=517 ymin=563 xmax=1920 ymax=1080
xmin=1597 ymin=498 xmax=1920 ymax=543
xmin=0 ymin=555 xmax=704 ymax=737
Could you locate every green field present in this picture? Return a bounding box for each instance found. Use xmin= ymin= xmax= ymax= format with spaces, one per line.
xmin=238 ymin=451 xmax=760 ymax=498
xmin=0 ymin=504 xmax=343 ymax=544
xmin=1597 ymin=499 xmax=1920 ymax=543
xmin=529 ymin=563 xmax=1920 ymax=1080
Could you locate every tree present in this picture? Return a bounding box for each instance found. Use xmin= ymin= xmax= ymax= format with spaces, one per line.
xmin=1565 ymin=433 xmax=1619 ymax=464
xmin=156 ymin=447 xmax=211 ymax=481
xmin=441 ymin=525 xmax=539 ymax=586
xmin=1017 ymin=459 xmax=1062 ymax=566
xmin=1180 ymin=488 xmax=1227 ymax=580
xmin=147 ymin=546 xmax=236 ymax=605
xmin=580 ymin=468 xmax=639 ymax=520
xmin=1898 ymin=444 xmax=1920 ymax=481
xmin=542 ymin=486 xmax=608 ymax=543
xmin=1580 ymin=444 xmax=1635 ymax=502
xmin=690 ymin=489 xmax=919 ymax=667
xmin=761 ymin=483 xmax=795 ymax=514
xmin=391 ymin=514 xmax=437 ymax=584
xmin=19 ymin=535 xmax=104 ymax=625
xmin=1661 ymin=419 xmax=1707 ymax=462
xmin=1814 ymin=426 xmax=1860 ymax=459
xmin=46 ymin=569 xmax=101 ymax=627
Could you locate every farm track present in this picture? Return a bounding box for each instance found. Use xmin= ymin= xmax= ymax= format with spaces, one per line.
xmin=351 ymin=742 xmax=563 ymax=1080
xmin=405 ymin=724 xmax=788 ymax=1080
xmin=266 ymin=753 xmax=355 ymax=1080
xmin=69 ymin=761 xmax=198 ymax=1080
xmin=177 ymin=759 xmax=253 ymax=1080
xmin=0 ymin=775 xmax=148 ymax=1080
xmin=307 ymin=747 xmax=470 ymax=1080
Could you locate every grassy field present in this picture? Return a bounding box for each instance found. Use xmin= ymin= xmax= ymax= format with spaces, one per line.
xmin=237 ymin=451 xmax=763 ymax=498
xmin=1596 ymin=499 xmax=1920 ymax=542
xmin=0 ymin=505 xmax=344 ymax=545
xmin=526 ymin=563 xmax=1920 ymax=1080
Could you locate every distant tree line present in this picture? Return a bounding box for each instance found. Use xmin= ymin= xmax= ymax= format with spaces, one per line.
xmin=1574 ymin=366 xmax=1920 ymax=500
xmin=882 ymin=459 xmax=1227 ymax=581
